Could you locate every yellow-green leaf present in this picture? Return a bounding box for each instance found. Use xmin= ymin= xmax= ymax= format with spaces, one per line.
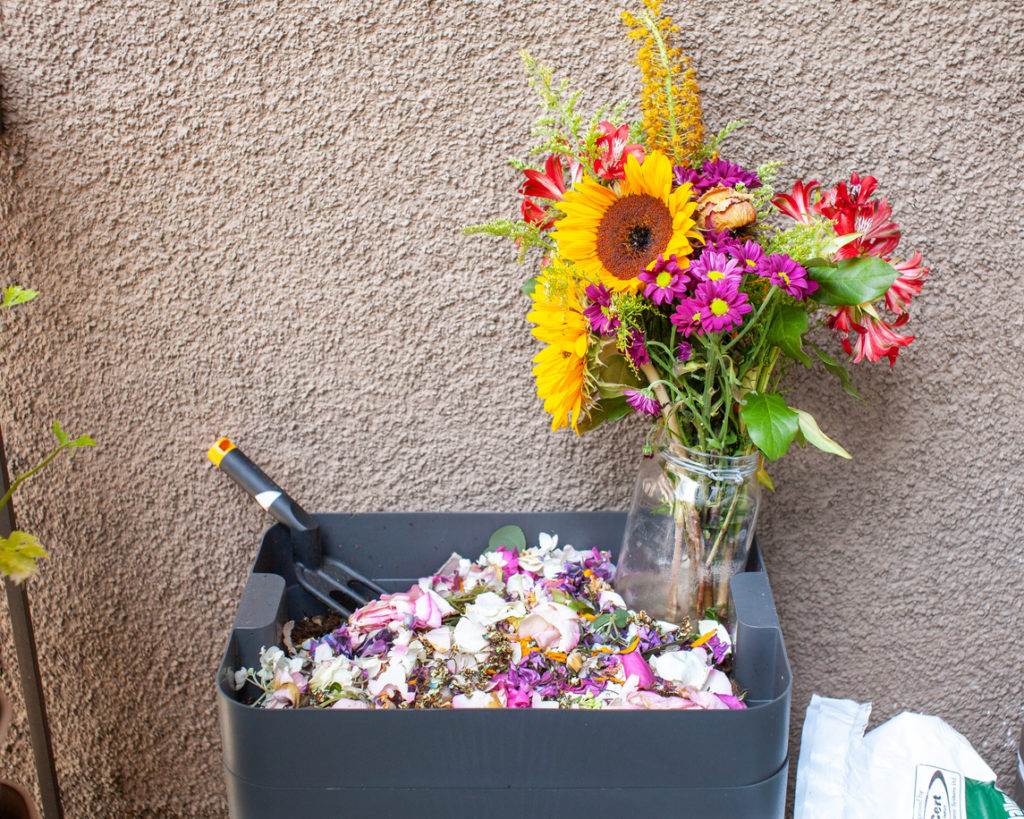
xmin=793 ymin=409 xmax=852 ymax=459
xmin=0 ymin=530 xmax=48 ymax=583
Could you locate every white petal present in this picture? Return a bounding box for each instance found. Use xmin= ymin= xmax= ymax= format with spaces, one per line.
xmin=650 ymin=650 xmax=710 ymax=689
xmin=453 ymin=617 xmax=489 ymax=654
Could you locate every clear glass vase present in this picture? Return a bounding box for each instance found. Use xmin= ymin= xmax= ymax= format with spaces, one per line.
xmin=614 ymin=441 xmax=761 ymax=624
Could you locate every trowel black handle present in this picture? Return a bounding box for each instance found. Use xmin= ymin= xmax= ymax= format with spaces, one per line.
xmin=208 ymin=437 xmax=322 ymax=567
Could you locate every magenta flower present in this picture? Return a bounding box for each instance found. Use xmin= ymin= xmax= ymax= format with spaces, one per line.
xmin=703 ymin=230 xmax=740 ymax=253
xmin=759 ymin=253 xmax=817 ymax=300
xmin=583 ymin=283 xmax=619 ymax=336
xmin=689 ymin=250 xmax=742 ymax=287
xmin=670 ymin=296 xmax=706 ymax=337
xmin=729 ymin=240 xmax=766 ymax=275
xmin=624 ymin=389 xmax=662 ymax=417
xmin=699 ymin=158 xmax=761 ymax=190
xmin=695 ymin=280 xmax=752 ymax=333
xmin=624 ymin=329 xmax=650 ymax=367
xmin=672 ymin=166 xmax=701 ymax=189
xmin=638 ymin=254 xmax=690 ymax=305
xmin=619 ymin=648 xmax=655 ymax=689
xmin=676 ymin=340 xmax=692 ymax=361
xmin=494 ymin=547 xmax=520 ymax=576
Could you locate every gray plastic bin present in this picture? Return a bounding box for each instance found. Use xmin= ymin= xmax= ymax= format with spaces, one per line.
xmin=217 ymin=511 xmax=791 ymax=818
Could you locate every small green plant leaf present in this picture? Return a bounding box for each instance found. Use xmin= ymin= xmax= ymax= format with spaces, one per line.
xmin=0 ymin=530 xmax=48 ymax=583
xmin=822 ymin=232 xmax=863 ymax=257
xmin=809 ymin=344 xmax=862 ymax=400
xmin=71 ymin=435 xmax=96 ymax=448
xmin=2 ymin=286 xmax=39 ymax=309
xmin=793 ymin=409 xmax=852 ymax=459
xmin=576 ymin=395 xmax=631 ymax=434
xmin=612 ymin=609 xmax=630 ymax=629
xmin=807 ymin=256 xmax=900 ymax=306
xmin=487 ymin=525 xmax=527 ymax=553
xmin=766 ymin=304 xmax=812 ymax=367
xmin=739 ymin=393 xmax=800 ymax=461
xmin=52 ymin=420 xmax=69 ymax=445
xmin=755 ymin=462 xmax=776 ymax=492
xmin=521 ymin=276 xmax=539 ymax=297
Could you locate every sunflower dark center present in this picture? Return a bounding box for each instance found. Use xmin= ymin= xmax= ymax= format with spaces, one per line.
xmin=595 ymin=194 xmax=673 ymax=280
xmin=627 ymin=225 xmax=652 ymax=250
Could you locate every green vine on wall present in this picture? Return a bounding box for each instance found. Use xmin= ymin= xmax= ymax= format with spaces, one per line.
xmin=0 ymin=286 xmax=95 ymax=582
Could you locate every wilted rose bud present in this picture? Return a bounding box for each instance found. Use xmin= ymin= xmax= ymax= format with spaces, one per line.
xmin=695 ymin=185 xmax=757 ymax=231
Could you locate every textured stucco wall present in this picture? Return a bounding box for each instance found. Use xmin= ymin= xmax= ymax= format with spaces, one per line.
xmin=0 ymin=0 xmax=1021 ymax=815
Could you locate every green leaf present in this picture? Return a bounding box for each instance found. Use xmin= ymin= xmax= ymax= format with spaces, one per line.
xmin=486 ymin=525 xmax=527 ymax=553
xmin=51 ymin=421 xmax=69 ymax=445
xmin=739 ymin=393 xmax=800 ymax=461
xmin=755 ymin=462 xmax=775 ymax=492
xmin=612 ymin=609 xmax=630 ymax=629
xmin=71 ymin=435 xmax=96 ymax=448
xmin=822 ymin=232 xmax=862 ymax=257
xmin=521 ymin=276 xmax=538 ymax=298
xmin=807 ymin=256 xmax=899 ymax=306
xmin=766 ymin=304 xmax=812 ymax=367
xmin=591 ymin=613 xmax=612 ymax=631
xmin=793 ymin=409 xmax=852 ymax=459
xmin=595 ymin=349 xmax=643 ymax=396
xmin=0 ymin=530 xmax=48 ymax=583
xmin=809 ymin=344 xmax=862 ymax=400
xmin=576 ymin=395 xmax=631 ymax=434
xmin=2 ymin=286 xmax=39 ymax=309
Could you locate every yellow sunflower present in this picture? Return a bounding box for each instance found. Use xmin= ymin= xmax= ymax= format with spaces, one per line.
xmin=552 ymin=150 xmax=700 ymax=294
xmin=526 ymin=263 xmax=592 ymax=433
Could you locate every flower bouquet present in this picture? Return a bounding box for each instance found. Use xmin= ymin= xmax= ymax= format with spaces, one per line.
xmin=237 ymin=530 xmax=744 ymax=711
xmin=466 ymin=0 xmax=928 ymax=622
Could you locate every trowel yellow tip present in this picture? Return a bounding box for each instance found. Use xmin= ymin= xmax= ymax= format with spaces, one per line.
xmin=208 ymin=437 xmax=236 ymax=467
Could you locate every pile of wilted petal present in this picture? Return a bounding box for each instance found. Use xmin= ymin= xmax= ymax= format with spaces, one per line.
xmin=236 ymin=533 xmax=745 ymax=710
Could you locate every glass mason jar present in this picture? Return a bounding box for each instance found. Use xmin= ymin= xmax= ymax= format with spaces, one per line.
xmin=614 ymin=441 xmax=761 ymax=624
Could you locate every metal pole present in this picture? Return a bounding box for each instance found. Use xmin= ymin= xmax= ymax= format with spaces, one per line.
xmin=0 ymin=425 xmax=62 ymax=819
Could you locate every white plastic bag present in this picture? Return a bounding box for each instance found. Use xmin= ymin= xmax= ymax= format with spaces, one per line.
xmin=795 ymin=694 xmax=1023 ymax=819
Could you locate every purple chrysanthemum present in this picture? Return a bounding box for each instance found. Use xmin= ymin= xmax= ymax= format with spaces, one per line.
xmin=624 ymin=329 xmax=650 ymax=367
xmin=699 ymin=159 xmax=762 ymax=190
xmin=670 ymin=296 xmax=706 ymax=337
xmin=702 ymin=230 xmax=741 ymax=253
xmin=688 ymin=250 xmax=742 ymax=286
xmin=729 ymin=240 xmax=767 ymax=275
xmin=672 ymin=166 xmax=701 ymax=189
xmin=676 ymin=340 xmax=692 ymax=361
xmin=638 ymin=254 xmax=690 ymax=305
xmin=695 ymin=279 xmax=752 ymax=333
xmin=624 ymin=388 xmax=662 ymax=417
xmin=759 ymin=253 xmax=818 ymax=300
xmin=583 ymin=283 xmax=620 ymax=335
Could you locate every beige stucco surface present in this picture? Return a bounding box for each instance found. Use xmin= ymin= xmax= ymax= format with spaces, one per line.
xmin=0 ymin=0 xmax=1021 ymax=814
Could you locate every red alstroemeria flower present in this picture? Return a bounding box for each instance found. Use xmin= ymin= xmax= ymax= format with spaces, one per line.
xmin=772 ymin=179 xmax=820 ymax=224
xmin=831 ymin=198 xmax=902 ymax=259
xmin=884 ymin=251 xmax=929 ymax=314
xmin=815 ymin=172 xmax=879 ymax=220
xmin=519 ymin=154 xmax=567 ymax=230
xmin=521 ymin=197 xmax=554 ymax=229
xmin=519 ymin=154 xmax=567 ymax=202
xmin=593 ymin=122 xmax=646 ymax=181
xmin=827 ymin=305 xmax=914 ymax=366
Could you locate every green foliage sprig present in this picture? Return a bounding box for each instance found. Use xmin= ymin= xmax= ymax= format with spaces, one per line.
xmin=0 ymin=289 xmax=95 ymax=582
